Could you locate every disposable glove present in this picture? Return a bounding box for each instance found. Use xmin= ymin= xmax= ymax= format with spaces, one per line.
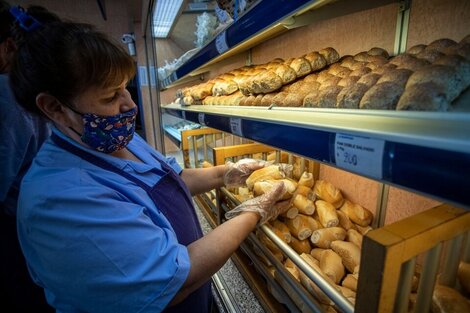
xmin=225 ymin=182 xmax=290 ymax=225
xmin=224 ymin=158 xmax=271 ymax=188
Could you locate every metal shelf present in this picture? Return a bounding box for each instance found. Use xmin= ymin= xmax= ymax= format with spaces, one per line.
xmin=163 ymin=103 xmax=470 ymax=210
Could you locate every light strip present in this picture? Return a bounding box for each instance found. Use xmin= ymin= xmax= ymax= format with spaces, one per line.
xmin=152 ymin=0 xmax=184 ymax=38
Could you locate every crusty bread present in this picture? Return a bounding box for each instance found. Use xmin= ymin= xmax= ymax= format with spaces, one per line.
xmin=434 ymin=53 xmax=470 ymax=86
xmin=337 ymin=75 xmax=360 ymax=88
xmin=405 ymin=64 xmax=464 ymax=101
xmin=425 ymin=38 xmax=457 ymax=53
xmin=432 ymin=284 xmax=470 ymax=313
xmin=389 ymin=53 xmax=430 ymax=71
xmin=368 ymin=47 xmax=389 ymax=58
xmin=396 ymin=82 xmax=449 ymax=111
xmin=316 ymin=85 xmax=343 ymax=108
xmin=304 ymin=51 xmax=328 ymax=72
xmin=371 ymin=63 xmax=397 ymax=75
xmin=349 ymin=61 xmax=368 ymax=71
xmin=287 ymin=57 xmax=312 ymax=77
xmin=353 ymin=51 xmax=369 ymax=62
xmin=320 ymin=249 xmax=345 ymax=284
xmin=317 ymin=71 xmax=336 ymax=84
xmin=303 ymin=73 xmax=318 ymax=82
xmin=376 ymin=68 xmax=413 ymax=87
xmin=445 ymin=42 xmax=470 ymax=60
xmin=416 ymin=49 xmax=445 ymax=63
xmin=303 ymin=90 xmax=320 ymax=107
xmin=315 ymin=200 xmax=339 ymax=228
xmin=350 ymin=66 xmax=371 ymax=77
xmin=311 ymin=227 xmax=347 ymax=249
xmin=319 ymin=77 xmax=342 ymax=90
xmin=330 ymin=240 xmax=361 ymax=273
xmin=340 ymin=200 xmax=373 ymax=226
xmin=260 ymin=93 xmax=278 ymax=106
xmin=357 ymin=72 xmax=382 ymax=88
xmin=336 ymin=83 xmax=369 ymax=109
xmin=407 ymin=44 xmax=427 ymax=55
xmin=313 ymin=180 xmax=344 ymax=208
xmin=319 ymin=47 xmax=340 ymax=65
xmin=360 ymin=82 xmax=404 ymax=110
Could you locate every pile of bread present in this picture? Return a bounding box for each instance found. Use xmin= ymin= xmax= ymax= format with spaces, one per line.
xmin=175 ymin=35 xmax=470 ymax=111
xmin=235 ymin=161 xmax=470 ymax=312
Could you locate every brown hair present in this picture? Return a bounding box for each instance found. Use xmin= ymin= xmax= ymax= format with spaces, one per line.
xmin=10 ymin=21 xmax=136 ymax=117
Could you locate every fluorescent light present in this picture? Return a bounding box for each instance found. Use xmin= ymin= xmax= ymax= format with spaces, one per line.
xmin=152 ymin=0 xmax=184 ymax=38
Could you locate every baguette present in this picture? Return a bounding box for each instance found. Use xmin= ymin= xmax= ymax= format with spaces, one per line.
xmin=310 ymin=227 xmax=347 ymax=249
xmin=272 ymin=220 xmax=292 ymax=243
xmin=337 ymin=210 xmax=356 ymax=231
xmin=284 ymin=258 xmax=300 ymax=282
xmin=299 ymin=253 xmax=335 ymax=305
xmin=330 ymin=240 xmax=361 ymax=273
xmin=346 ymin=229 xmax=363 ymax=248
xmin=246 ymin=165 xmax=285 ymax=189
xmin=257 ymin=229 xmax=282 ymax=256
xmin=253 ymin=178 xmax=297 ymax=200
xmin=298 ymin=171 xmax=314 ymax=188
xmin=315 ymin=200 xmax=339 ymax=228
xmin=341 ymin=273 xmax=358 ymax=292
xmin=355 ymin=224 xmax=373 ymax=235
xmin=310 ymin=248 xmax=327 ymax=261
xmin=295 ymin=185 xmax=316 ymax=201
xmin=280 ymin=205 xmax=299 ymax=219
xmin=320 ymin=249 xmax=345 ymax=283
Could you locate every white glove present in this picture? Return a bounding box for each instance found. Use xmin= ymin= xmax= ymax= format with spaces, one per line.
xmin=225 ymin=182 xmax=290 ymax=225
xmin=224 ymin=158 xmax=271 ymax=188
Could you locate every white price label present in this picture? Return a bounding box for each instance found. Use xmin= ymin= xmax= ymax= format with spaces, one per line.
xmin=334 ymin=133 xmax=385 ymax=179
xmin=215 ymin=31 xmax=229 ymax=54
xmin=181 ymin=111 xmax=186 ymax=120
xmin=198 ymin=113 xmax=205 ymax=126
xmin=230 ymin=118 xmax=243 ymax=137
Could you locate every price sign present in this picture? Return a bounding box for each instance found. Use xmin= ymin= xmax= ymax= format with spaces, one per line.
xmin=198 ymin=113 xmax=206 ymax=126
xmin=334 ymin=133 xmax=385 ymax=179
xmin=215 ymin=31 xmax=229 ymax=54
xmin=230 ymin=118 xmax=243 ymax=137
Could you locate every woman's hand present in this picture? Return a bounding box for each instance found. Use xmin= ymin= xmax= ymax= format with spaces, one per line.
xmin=223 ymin=158 xmax=270 ymax=188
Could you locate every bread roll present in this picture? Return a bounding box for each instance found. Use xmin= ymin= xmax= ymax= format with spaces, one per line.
xmin=304 ymin=73 xmax=318 ymax=82
xmin=249 ymin=70 xmax=283 ymax=94
xmin=434 ymin=54 xmax=470 ymax=87
xmin=303 ymin=90 xmax=320 ymax=107
xmin=376 ymin=68 xmax=412 ymax=88
xmin=287 ymin=57 xmax=312 ymax=77
xmin=336 ymin=83 xmax=369 ymax=109
xmin=346 ymin=229 xmax=363 ymax=248
xmin=293 ymin=194 xmax=316 ymax=215
xmin=310 ymin=248 xmax=326 ymax=261
xmin=311 ymin=227 xmax=347 ymax=249
xmin=317 ymin=71 xmax=336 ymax=83
xmin=296 ymin=185 xmax=316 ymax=201
xmin=353 ymin=51 xmax=370 ymax=62
xmin=371 ymin=63 xmax=397 ymax=75
xmin=304 ymin=51 xmax=328 ymax=71
xmin=357 ymin=72 xmax=381 ymax=88
xmin=432 ymin=284 xmax=470 ymax=313
xmin=407 ymin=44 xmax=427 ymax=55
xmin=340 ymin=200 xmax=373 ymax=226
xmin=212 ymin=79 xmax=239 ymax=96
xmin=297 ymin=171 xmax=314 ymax=188
xmin=349 ymin=61 xmax=368 ymax=71
xmin=280 ymin=205 xmax=299 ymax=219
xmin=417 ymin=49 xmax=445 ymax=63
xmin=457 ymin=261 xmax=470 ymax=293
xmin=246 ymin=165 xmax=285 ymax=189
xmin=366 ymin=55 xmax=389 ymax=65
xmin=330 ymin=240 xmax=361 ymax=273
xmin=286 ymin=214 xmax=316 ymax=240
xmin=320 ymin=249 xmax=345 ymax=283
xmin=272 ymin=220 xmax=292 ymax=243
xmin=355 ymin=224 xmax=373 ymax=235
xmin=426 ymin=38 xmax=457 ymax=53
xmin=319 ymin=47 xmax=340 ymax=65
xmin=253 ymin=178 xmax=297 ymax=200
xmin=337 ymin=75 xmax=360 ymax=88
xmin=337 ymin=286 xmax=356 ymax=305
xmin=269 ymin=63 xmax=297 ymax=85
xmin=315 ymin=200 xmax=339 ymax=228
xmin=340 ymin=55 xmax=355 ymax=68
xmin=397 ymin=82 xmax=449 ymax=111
xmin=290 ymin=236 xmax=312 ymax=254
xmin=282 ymin=93 xmax=305 ymax=107
xmin=337 ymin=210 xmax=356 ymax=231
xmin=350 ymin=66 xmax=371 ymax=77
xmin=313 ymin=180 xmax=344 ymax=208
xmin=368 ymin=47 xmax=389 ymax=58
xmin=299 ymin=253 xmax=335 ymax=305
xmin=319 ymin=77 xmax=342 ymax=90
xmin=284 ymin=258 xmax=300 ymax=282
xmin=359 ymin=82 xmax=404 ymax=110
xmin=316 ymin=85 xmax=343 ymax=108
xmin=342 ymin=273 xmax=358 ymax=291
xmin=445 ymin=42 xmax=470 ymax=60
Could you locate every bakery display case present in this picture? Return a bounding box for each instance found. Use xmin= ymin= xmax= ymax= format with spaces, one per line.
xmin=151 ymin=0 xmax=470 ymax=312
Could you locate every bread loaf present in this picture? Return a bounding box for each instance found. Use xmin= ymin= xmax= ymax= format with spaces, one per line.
xmin=316 ymin=85 xmax=343 ymax=108
xmin=359 ymin=82 xmax=404 ymax=110
xmin=337 ymin=286 xmax=356 ymax=305
xmin=371 ymin=63 xmax=397 ymax=75
xmin=299 ymin=253 xmax=335 ymax=305
xmin=417 ymin=49 xmax=445 ymax=63
xmin=337 ymin=75 xmax=360 ymax=88
xmin=389 ymin=53 xmax=430 ymax=71
xmin=319 ymin=77 xmax=342 ymax=90
xmin=310 ymin=248 xmax=326 ymax=261
xmin=313 ymin=180 xmax=344 ymax=208
xmin=284 ymin=258 xmax=300 ymax=282
xmin=396 ymin=82 xmax=449 ymax=111
xmin=444 ymin=41 xmax=470 ymax=60
xmin=212 ymin=79 xmax=239 ymax=96
xmin=336 ymin=83 xmax=369 ymax=109
xmin=269 ymin=63 xmax=297 ymax=85
xmin=297 ymin=171 xmax=314 ymax=188
xmin=311 ymin=227 xmax=347 ymax=249
xmin=296 ymin=185 xmax=316 ymax=201
xmin=356 ymin=72 xmax=381 ymax=88
xmin=303 ymin=90 xmax=320 ymax=107
xmin=286 ymin=57 xmax=312 ymax=77
xmin=249 ymin=70 xmax=283 ymax=94
xmin=340 ymin=200 xmax=373 ymax=226
xmin=368 ymin=47 xmax=389 ymax=59
xmin=320 ymin=249 xmax=345 ymax=283
xmin=253 ymin=178 xmax=297 ymax=200
xmin=317 ymin=71 xmax=336 ymax=84
xmin=282 ymin=93 xmax=305 ymax=107
xmin=329 ymin=66 xmax=352 ymax=78
xmin=407 ymin=44 xmax=427 ymax=55
xmin=260 ymin=92 xmax=278 ymax=106
xmin=253 ymin=94 xmax=264 ymax=106
xmin=376 ymin=68 xmax=412 ymax=88
xmin=330 ymin=240 xmax=361 ymax=273
xmin=315 ymin=200 xmax=339 ymax=228
xmin=286 ymin=214 xmax=316 ymax=240
xmin=350 ymin=66 xmax=371 ymax=77
xmin=246 ymin=165 xmax=285 ymax=189
xmin=336 ymin=210 xmax=356 ymax=230
xmin=290 ymin=236 xmax=312 ymax=254
xmin=426 ymin=38 xmax=457 ymax=53
xmin=303 ymin=73 xmax=318 ymax=82
xmin=353 ymin=51 xmax=370 ymax=62
xmin=434 ymin=54 xmax=470 ymax=87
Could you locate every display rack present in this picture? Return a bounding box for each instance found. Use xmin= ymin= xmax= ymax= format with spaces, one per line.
xmin=159 ymin=0 xmax=397 ymax=90
xmin=164 ymin=103 xmax=470 ymax=210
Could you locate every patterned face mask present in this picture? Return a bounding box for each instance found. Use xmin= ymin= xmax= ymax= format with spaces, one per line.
xmin=67 ymin=105 xmax=138 ymax=154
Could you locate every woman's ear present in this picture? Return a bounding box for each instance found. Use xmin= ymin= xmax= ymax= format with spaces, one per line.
xmin=36 ymin=93 xmax=72 ymax=126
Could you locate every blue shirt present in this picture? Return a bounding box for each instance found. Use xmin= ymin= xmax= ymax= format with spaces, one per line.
xmin=0 ymin=74 xmax=50 ymax=215
xmin=17 ymin=127 xmax=191 ymax=313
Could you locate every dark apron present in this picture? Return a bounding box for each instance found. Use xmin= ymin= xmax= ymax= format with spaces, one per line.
xmin=51 ymin=133 xmax=211 ymax=313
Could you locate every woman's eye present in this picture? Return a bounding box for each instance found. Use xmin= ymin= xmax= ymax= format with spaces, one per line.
xmin=105 ymin=92 xmax=119 ymax=102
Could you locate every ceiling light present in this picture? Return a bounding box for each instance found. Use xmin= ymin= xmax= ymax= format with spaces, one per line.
xmin=152 ymin=0 xmax=184 ymax=38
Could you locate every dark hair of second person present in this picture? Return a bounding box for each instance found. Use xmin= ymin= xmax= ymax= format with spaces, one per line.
xmin=10 ymin=21 xmax=135 ymax=117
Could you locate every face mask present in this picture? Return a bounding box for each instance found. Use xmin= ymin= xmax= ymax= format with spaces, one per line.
xmin=66 ymin=105 xmax=138 ymax=154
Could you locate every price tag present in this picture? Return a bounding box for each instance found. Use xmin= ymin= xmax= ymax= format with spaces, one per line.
xmin=215 ymin=31 xmax=229 ymax=54
xmin=334 ymin=133 xmax=385 ymax=179
xmin=198 ymin=113 xmax=206 ymax=126
xmin=181 ymin=111 xmax=186 ymax=120
xmin=230 ymin=118 xmax=243 ymax=137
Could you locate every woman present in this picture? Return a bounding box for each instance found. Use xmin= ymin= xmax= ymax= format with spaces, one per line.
xmin=10 ymin=20 xmax=288 ymax=312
